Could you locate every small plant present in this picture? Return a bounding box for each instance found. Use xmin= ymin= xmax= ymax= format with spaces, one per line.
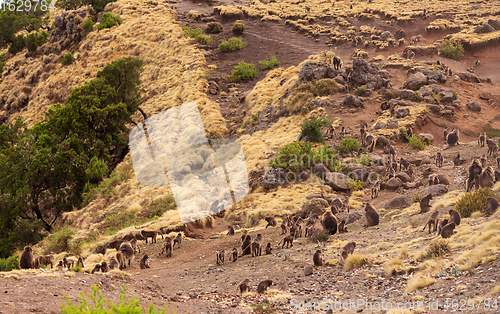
xmin=61 ymin=52 xmax=75 ymax=65
xmin=300 ymin=117 xmax=331 ymax=143
xmin=0 ymin=54 xmax=5 ymax=78
xmin=8 ymin=34 xmax=26 ymax=54
xmin=230 ymin=61 xmax=257 ymax=82
xmin=296 ymin=79 xmax=339 ymax=97
xmin=83 ymin=18 xmax=95 ymax=36
xmin=440 ymin=40 xmax=464 ymax=61
xmin=70 ymin=265 xmax=82 ymax=272
xmin=0 ymin=255 xmax=19 ymax=272
xmin=231 ymin=20 xmax=246 ymax=35
xmin=218 ymin=37 xmax=247 ymax=52
xmin=452 ymin=90 xmax=458 ymax=100
xmin=337 ymin=136 xmax=360 ymax=156
xmin=47 ymin=227 xmax=75 ymax=253
xmin=25 ymin=31 xmax=49 ymax=52
xmin=414 ymin=92 xmax=423 ymax=102
xmin=455 ymin=188 xmax=499 ymax=218
xmin=354 ymin=153 xmax=370 ymax=166
xmin=196 ymin=34 xmax=212 ymax=45
xmin=483 ymin=125 xmax=500 ymax=138
xmin=405 ymin=133 xmax=427 ymax=150
xmin=356 ymin=87 xmax=366 ymax=96
xmin=98 ymin=12 xmax=122 ymax=30
xmin=346 ymin=178 xmax=364 ymax=191
xmin=259 ymin=55 xmax=280 ymax=70
xmin=425 ymin=240 xmax=450 ymax=258
xmin=343 ymin=254 xmax=370 ymax=271
xmin=205 ymin=21 xmax=223 ymax=34
xmin=310 ymin=230 xmax=330 ymax=243
xmin=183 ymin=25 xmax=203 ymax=38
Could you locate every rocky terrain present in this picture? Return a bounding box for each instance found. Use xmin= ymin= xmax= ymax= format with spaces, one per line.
xmin=1 ymin=0 xmax=500 ymax=313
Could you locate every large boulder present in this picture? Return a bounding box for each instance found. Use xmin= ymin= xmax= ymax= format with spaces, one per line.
xmin=324 ymin=172 xmax=350 ymax=191
xmin=373 ymin=121 xmax=386 ymax=130
xmin=426 ymin=104 xmax=441 ymax=114
xmin=424 ymin=184 xmax=448 ymax=197
xmin=298 ymin=62 xmax=336 ymax=83
xmin=439 ymin=89 xmax=455 ymax=103
xmin=262 ymin=168 xmax=288 ymax=190
xmin=474 ymin=23 xmax=496 ymax=34
xmin=343 ymin=94 xmax=364 ymax=108
xmin=396 ymin=172 xmax=412 ymax=183
xmin=417 ymin=133 xmax=434 ymax=144
xmin=383 ymin=195 xmax=411 ymax=209
xmin=385 ymin=177 xmax=403 ymax=190
xmin=404 ymin=72 xmax=427 ymax=90
xmin=395 ymin=108 xmax=410 ymax=119
xmin=467 ymin=101 xmax=481 ymax=112
xmin=399 ymin=89 xmax=416 ymax=101
xmin=312 ymin=163 xmax=330 ymax=180
xmin=488 ymin=19 xmax=500 ymax=30
xmin=457 ymin=72 xmax=481 ymax=83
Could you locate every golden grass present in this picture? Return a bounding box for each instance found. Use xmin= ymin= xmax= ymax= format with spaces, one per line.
xmin=399 ymin=247 xmax=409 ymax=259
xmin=406 ymin=275 xmax=435 ymax=293
xmin=384 ymin=259 xmax=403 ymax=277
xmin=343 ymin=254 xmax=370 ymax=271
xmin=491 ymin=285 xmax=500 ymax=295
xmin=263 ymin=289 xmax=292 ymax=302
xmin=325 ymin=259 xmax=340 ymax=266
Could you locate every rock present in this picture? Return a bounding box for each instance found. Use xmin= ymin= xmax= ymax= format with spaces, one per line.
xmin=417 ymin=133 xmax=434 ymax=144
xmin=262 ymin=168 xmax=288 ymax=190
xmin=418 ymin=85 xmax=433 ymax=97
xmin=480 ymin=92 xmax=493 ymax=100
xmin=208 ymin=81 xmax=220 ymax=95
xmin=378 ymin=70 xmax=390 ymax=79
xmin=404 ymin=72 xmax=427 ymax=90
xmin=399 ymin=89 xmax=416 ymax=100
xmin=424 ymin=184 xmax=448 ymax=197
xmin=375 ymin=135 xmax=389 ymax=148
xmin=386 ymin=119 xmax=399 ymax=128
xmin=488 ymin=19 xmax=500 ymax=30
xmin=300 ymin=199 xmax=329 ymax=218
xmin=395 ymin=108 xmax=410 ymax=119
xmin=467 ymin=101 xmax=481 ymax=112
xmin=344 ymin=163 xmax=365 ymax=172
xmin=380 ymin=31 xmax=395 ymax=41
xmin=383 ymin=195 xmax=411 ymax=209
xmin=334 ymin=75 xmax=346 ymax=86
xmin=298 ymin=62 xmax=336 ymax=83
xmin=313 ymin=163 xmax=330 ymax=180
xmin=351 ymin=57 xmax=379 ymax=86
xmin=474 ymin=23 xmax=495 ymax=34
xmin=349 ymin=168 xmax=370 ymax=182
xmin=403 ymin=181 xmax=419 ymax=189
xmin=427 ymin=104 xmax=441 ymax=113
xmin=385 ymin=177 xmax=403 ymax=190
xmin=373 ymin=121 xmax=386 ymax=129
xmin=305 ymin=266 xmax=313 ymax=276
xmin=324 ymin=172 xmax=350 ymax=191
xmin=457 ymin=72 xmax=481 ymax=83
xmin=420 ymin=157 xmax=433 ymax=165
xmin=343 ymin=94 xmax=364 ymax=108
xmin=443 ymin=110 xmax=454 ymax=118
xmin=396 ymin=172 xmax=412 ymax=183
xmin=439 ymin=89 xmax=455 ymax=103
xmin=452 ymin=100 xmax=461 ymax=109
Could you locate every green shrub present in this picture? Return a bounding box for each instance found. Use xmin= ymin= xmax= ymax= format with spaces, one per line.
xmin=452 ymin=90 xmax=458 ymax=100
xmin=483 ymin=125 xmax=500 ymax=138
xmin=205 ymin=21 xmax=223 ymax=34
xmin=25 ymin=31 xmax=49 ymax=52
xmin=440 ymin=40 xmax=464 ymax=61
xmin=98 ymin=12 xmax=122 ymax=30
xmin=47 ymin=227 xmax=75 ymax=253
xmin=300 ymin=117 xmax=331 ymax=143
xmin=230 ymin=61 xmax=257 ymax=82
xmin=405 ymin=133 xmax=427 ymax=150
xmin=102 ymin=210 xmax=138 ymax=234
xmin=310 ymin=230 xmax=330 ymax=242
xmin=60 ymin=284 xmax=172 ymax=314
xmin=354 ymin=153 xmax=370 ymax=166
xmin=288 ymin=91 xmax=315 ymax=113
xmin=425 ymin=240 xmax=450 ymax=258
xmin=0 ymin=255 xmax=19 ymax=272
xmin=455 ymin=188 xmax=499 ymax=218
xmin=70 ymin=265 xmax=82 ymax=272
xmin=346 ymin=178 xmax=363 ymax=191
xmin=337 ymin=136 xmax=360 ymax=156
xmin=269 ymin=142 xmax=343 ymax=173
xmin=83 ymin=18 xmax=95 ymax=36
xmin=183 ymin=25 xmax=203 ymax=38
xmin=259 ymin=55 xmax=280 ymax=70
xmin=296 ymin=79 xmax=338 ymax=97
xmin=0 ymin=54 xmax=5 ymax=78
xmin=8 ymin=34 xmax=25 ymax=54
xmin=356 ymin=87 xmax=366 ymax=96
xmin=142 ymin=195 xmax=176 ymax=219
xmin=196 ymin=34 xmax=212 ymax=45
xmin=231 ymin=20 xmax=245 ymax=35
xmin=61 ymin=52 xmax=75 ymax=65
xmin=218 ymin=37 xmax=247 ymax=52
xmin=82 ymin=163 xmax=133 ymax=206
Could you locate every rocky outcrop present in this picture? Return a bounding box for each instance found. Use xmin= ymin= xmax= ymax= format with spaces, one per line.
xmin=383 ymin=195 xmax=411 ymax=209
xmin=298 ymin=62 xmax=336 ymax=83
xmin=404 ymin=72 xmax=427 ymax=90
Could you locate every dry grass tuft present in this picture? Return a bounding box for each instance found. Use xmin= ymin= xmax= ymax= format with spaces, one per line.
xmin=399 ymin=247 xmax=409 ymax=259
xmin=384 ymin=259 xmax=403 ymax=277
xmin=406 ymin=275 xmax=435 ymax=293
xmin=424 ymin=240 xmax=450 ymax=258
xmin=343 ymin=254 xmax=370 ymax=271
xmin=490 ymin=285 xmax=500 ymax=295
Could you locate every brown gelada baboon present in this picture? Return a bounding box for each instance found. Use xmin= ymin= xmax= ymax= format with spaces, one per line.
xmin=264 ymin=216 xmax=277 ymax=228
xmin=332 ymin=56 xmax=342 ymax=70
xmin=256 ymin=279 xmax=273 ymax=294
xmin=216 ymin=250 xmax=225 ymax=265
xmin=19 ymin=246 xmax=34 ymax=269
xmin=280 ymin=223 xmax=287 ymax=235
xmin=161 ymin=237 xmax=173 ymax=257
xmin=238 ymin=279 xmax=251 ymax=294
xmin=230 ymin=248 xmax=238 ymax=262
xmin=437 ymin=219 xmax=449 ymax=235
xmin=251 ymin=234 xmax=263 ymax=257
xmin=241 ymin=235 xmax=252 ymax=256
xmin=63 ymin=257 xmax=74 ymax=270
xmin=338 ymin=219 xmax=348 ymax=233
xmin=448 ymin=209 xmax=461 ymax=226
xmin=108 ymin=257 xmax=119 ymax=270
xmin=265 ymin=242 xmax=272 ymax=255
xmin=364 ymin=203 xmax=379 ymax=227
xmin=478 ymin=132 xmax=486 ymax=147
xmin=313 ymin=249 xmax=323 ymax=266
xmin=141 ymin=230 xmax=157 ymax=244
xmin=173 ymin=233 xmax=182 ymax=248
xmin=239 ymin=230 xmax=248 ymax=244
xmin=371 ymin=181 xmax=380 ymax=199
xmin=321 ymin=211 xmax=338 ymax=234
xmin=485 ymin=197 xmax=500 ymax=216
xmin=119 ymin=241 xmax=135 ymax=267
xmin=422 ymin=211 xmax=439 ymax=234
xmin=77 ymin=257 xmax=84 ymax=268
xmin=116 ymin=251 xmax=126 ymax=270
xmin=227 ymin=225 xmax=235 ymax=236
xmin=487 ymin=139 xmax=498 ymax=156
xmin=440 ymin=222 xmax=456 ymax=238
xmin=140 ymin=254 xmax=150 ymax=269
xmin=436 ymin=152 xmax=443 ymax=167
xmin=100 ymin=262 xmax=109 ymax=273
xmin=416 ymin=193 xmax=433 ymax=215
xmin=446 ymin=129 xmax=459 ymax=146
xmin=340 ymin=242 xmax=356 ymax=264
xmin=278 ymin=234 xmax=294 ymax=249
xmin=91 ymin=264 xmax=101 ymax=274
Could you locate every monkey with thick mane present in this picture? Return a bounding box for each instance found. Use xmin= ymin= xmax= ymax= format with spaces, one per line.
xmin=119 ymin=241 xmax=135 ymax=268
xmin=445 ymin=129 xmax=459 ymax=146
xmin=440 ymin=222 xmax=456 ymax=238
xmin=466 ymin=159 xmax=483 ymax=191
xmin=332 ymin=56 xmax=342 ymax=70
xmin=449 ymin=209 xmax=461 ymax=226
xmin=161 ymin=237 xmax=173 ymax=257
xmin=256 ymin=280 xmax=273 ymax=294
xmin=487 ymin=139 xmax=498 ymax=156
xmin=264 ymin=216 xmax=277 ymax=228
xmin=141 ymin=230 xmax=157 ymax=244
xmin=321 ymin=211 xmax=338 ymax=234
xmin=313 ymin=249 xmax=323 ymax=266
xmin=19 ymin=246 xmax=34 ymax=269
xmin=251 ymin=234 xmax=263 ymax=257
xmin=227 ymin=226 xmax=235 ymax=236
xmin=364 ymin=203 xmax=379 ymax=227
xmin=241 ymin=235 xmax=252 ymax=256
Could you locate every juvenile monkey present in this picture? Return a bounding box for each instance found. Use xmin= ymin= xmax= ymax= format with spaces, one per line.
xmin=108 ymin=257 xmax=119 ymax=270
xmin=487 ymin=139 xmax=498 ymax=156
xmin=440 ymin=222 xmax=456 ymax=238
xmin=485 ymin=197 xmax=500 ymax=216
xmin=116 ymin=251 xmax=126 ymax=270
xmin=478 ymin=132 xmax=486 ymax=147
xmin=280 ymin=223 xmax=287 ymax=235
xmin=417 ymin=193 xmax=433 ymax=214
xmin=364 ymin=203 xmax=379 ymax=227
xmin=140 ymin=230 xmax=157 ymax=244
xmin=264 ymin=216 xmax=277 ymax=228
xmin=238 ymin=279 xmax=251 ymax=294
xmin=278 ymin=234 xmax=294 ymax=248
xmin=227 ymin=226 xmax=235 ymax=236
xmin=256 ymin=280 xmax=273 ymax=294
xmin=216 ymin=250 xmax=225 ymax=265
xmin=453 ymin=153 xmax=466 ymax=167
xmin=437 ymin=218 xmax=449 ymax=235
xmin=422 ymin=211 xmax=439 ymax=234
xmin=340 ymin=242 xmax=356 ymax=264
xmin=448 ymin=209 xmax=461 ymax=226
xmin=91 ymin=264 xmax=101 ymax=274
xmin=478 ymin=166 xmax=495 ymax=189
xmin=140 ymin=254 xmax=150 ymax=269
xmin=77 ymin=257 xmax=84 ymax=268
xmin=371 ymin=181 xmax=380 ymax=199
xmin=241 ymin=235 xmax=252 ymax=256
xmin=436 ymin=152 xmax=443 ymax=168
xmin=19 ymin=246 xmax=34 ymax=269
xmin=100 ymin=262 xmax=109 ymax=273
xmin=230 ymin=248 xmax=238 ymax=262
xmin=173 ymin=233 xmax=182 ymax=248
xmin=265 ymin=243 xmax=272 ymax=255
xmin=251 ymin=234 xmax=263 ymax=257
xmin=313 ymin=249 xmax=323 ymax=266
xmin=405 ymin=164 xmax=414 ymax=178
xmin=338 ymin=219 xmax=348 ymax=233
xmin=161 ymin=237 xmax=173 ymax=257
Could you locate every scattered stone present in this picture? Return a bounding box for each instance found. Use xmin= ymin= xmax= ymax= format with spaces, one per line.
xmin=467 ymin=101 xmax=481 ymax=112
xmin=313 ymin=163 xmax=330 ymax=180
xmin=457 ymin=72 xmax=481 ymax=83
xmin=488 ymin=19 xmax=500 ymax=30
xmin=417 ymin=133 xmax=434 ymax=144
xmin=427 ymin=104 xmax=441 ymax=113
xmin=424 ymin=184 xmax=448 ymax=197
xmin=404 ymin=72 xmax=427 ymax=90
xmin=439 ymin=89 xmax=455 ymax=103
xmin=305 ymin=266 xmax=313 ymax=276
xmin=383 ymin=195 xmax=411 ymax=209
xmin=396 ymin=172 xmax=412 ymax=183
xmin=386 ymin=119 xmax=399 ymax=129
xmin=417 ymin=85 xmax=433 ymax=97
xmin=298 ymin=62 xmax=336 ymax=83
xmin=399 ymin=89 xmax=416 ymax=100
xmin=452 ymin=100 xmax=461 ymax=109
xmin=395 ymin=108 xmax=409 ymax=119
xmin=474 ymin=23 xmax=495 ymax=34
xmin=380 ymin=31 xmax=395 ymax=41
xmin=343 ymin=94 xmax=364 ymax=108
xmin=385 ymin=177 xmax=403 ymax=190
xmin=480 ymin=92 xmax=493 ymax=100
xmin=324 ymin=172 xmax=350 ymax=191
xmin=373 ymin=121 xmax=386 ymax=129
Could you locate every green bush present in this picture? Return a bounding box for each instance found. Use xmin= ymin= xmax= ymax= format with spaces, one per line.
xmin=259 ymin=55 xmax=280 ymax=70
xmin=483 ymin=125 xmax=500 ymax=138
xmin=425 ymin=240 xmax=450 ymax=259
xmin=440 ymin=40 xmax=464 ymax=61
xmin=70 ymin=265 xmax=83 ymax=272
xmin=142 ymin=195 xmax=176 ymax=219
xmin=354 ymin=153 xmax=370 ymax=166
xmin=47 ymin=227 xmax=75 ymax=253
xmin=8 ymin=34 xmax=25 ymax=54
xmin=82 ymin=163 xmax=133 ymax=206
xmin=310 ymin=230 xmax=330 ymax=242
xmin=356 ymin=87 xmax=366 ymax=96
xmin=455 ymin=188 xmax=499 ymax=218
xmin=300 ymin=117 xmax=331 ymax=143
xmin=61 ymin=52 xmax=75 ymax=65
xmin=337 ymin=136 xmax=360 ymax=156
xmin=98 ymin=12 xmax=122 ymax=30
xmin=0 ymin=54 xmax=5 ymax=78
xmin=60 ymin=284 xmax=172 ymax=314
xmin=230 ymin=61 xmax=257 ymax=82
xmin=196 ymin=34 xmax=212 ymax=45
xmin=231 ymin=20 xmax=245 ymax=35
xmin=205 ymin=22 xmax=223 ymax=34
xmin=297 ymin=79 xmax=339 ymax=97
xmin=346 ymin=178 xmax=363 ymax=191
xmin=269 ymin=142 xmax=343 ymax=173
xmin=218 ymin=37 xmax=247 ymax=52
xmin=182 ymin=26 xmax=212 ymax=44
xmin=102 ymin=210 xmax=138 ymax=235
xmin=25 ymin=31 xmax=49 ymax=52
xmin=405 ymin=133 xmax=427 ymax=150
xmin=83 ymin=18 xmax=95 ymax=36
xmin=0 ymin=255 xmax=19 ymax=272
